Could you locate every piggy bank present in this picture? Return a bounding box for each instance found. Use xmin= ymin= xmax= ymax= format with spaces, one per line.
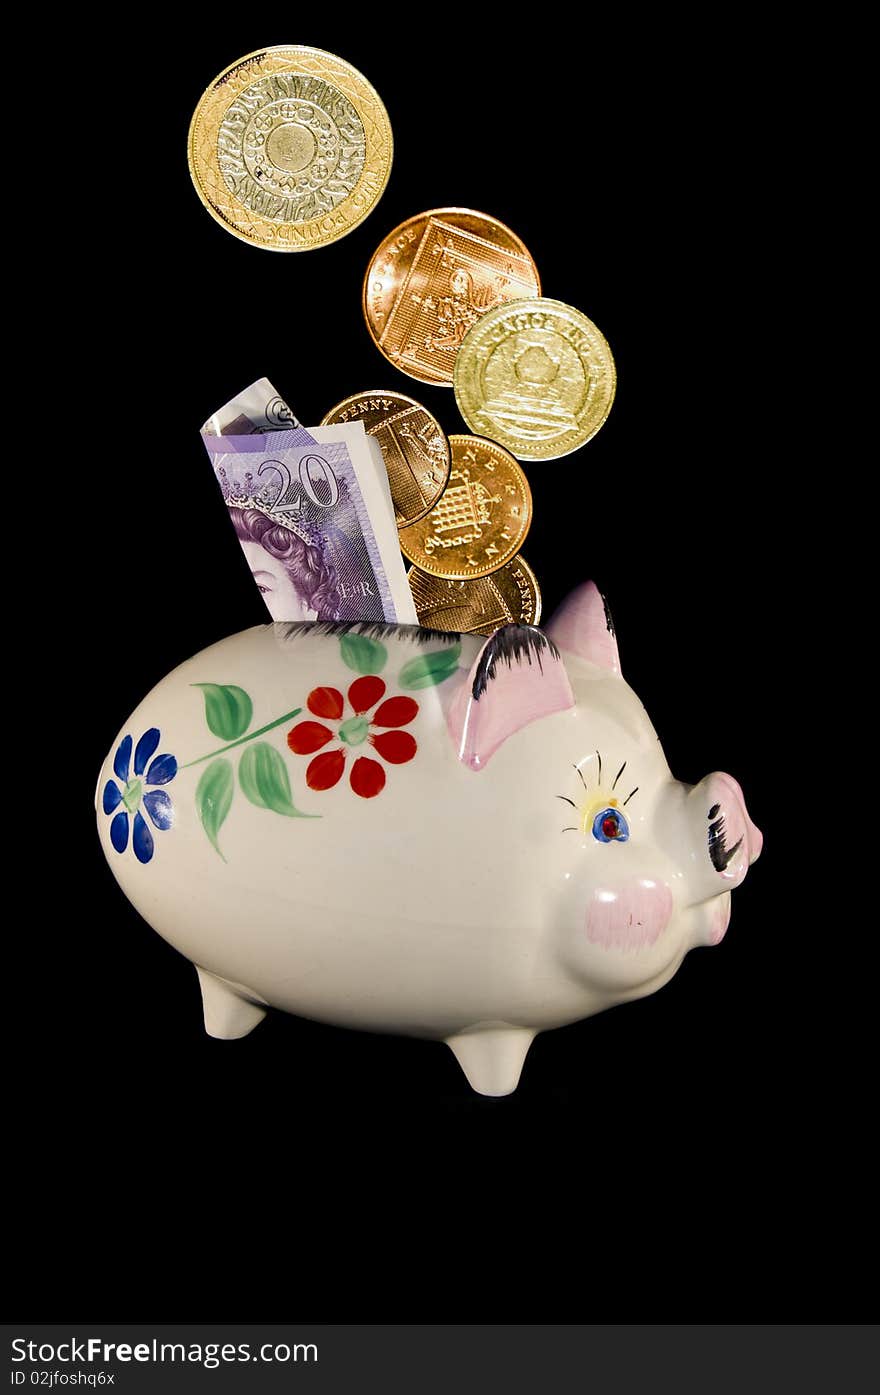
xmin=95 ymin=582 xmax=762 ymax=1095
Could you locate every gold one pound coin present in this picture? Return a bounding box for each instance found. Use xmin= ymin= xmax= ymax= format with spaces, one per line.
xmin=398 ymin=435 xmax=532 ymax=580
xmin=188 ymin=46 xmax=393 ymax=250
xmin=408 ymin=555 xmax=542 ymax=635
xmin=453 ymin=297 xmax=616 ymax=460
xmin=321 ymin=391 xmax=451 ymax=527
xmin=363 ymin=209 xmax=541 ymax=385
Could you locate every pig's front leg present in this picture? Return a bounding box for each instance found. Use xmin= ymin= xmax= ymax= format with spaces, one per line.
xmin=446 ymin=1025 xmax=536 ymax=1097
xmin=196 ymin=967 xmax=267 ymax=1040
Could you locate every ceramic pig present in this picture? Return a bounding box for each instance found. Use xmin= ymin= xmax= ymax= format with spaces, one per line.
xmin=95 ymin=582 xmax=762 ymax=1095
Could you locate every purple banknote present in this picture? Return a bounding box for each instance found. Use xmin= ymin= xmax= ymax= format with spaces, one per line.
xmin=203 ymin=428 xmax=417 ymax=625
xmin=202 ymin=379 xmax=416 ymax=624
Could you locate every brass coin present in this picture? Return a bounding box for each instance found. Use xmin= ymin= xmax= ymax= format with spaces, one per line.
xmin=453 ymin=297 xmax=616 ymax=460
xmin=321 ymin=390 xmax=451 ymax=527
xmin=188 ymin=46 xmax=393 ymax=250
xmin=407 ymin=555 xmax=542 ymax=636
xmin=363 ymin=209 xmax=541 ymax=386
xmin=398 ymin=435 xmax=532 ymax=580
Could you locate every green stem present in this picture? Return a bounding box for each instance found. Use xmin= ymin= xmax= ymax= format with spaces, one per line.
xmin=181 ymin=707 xmax=303 ymax=769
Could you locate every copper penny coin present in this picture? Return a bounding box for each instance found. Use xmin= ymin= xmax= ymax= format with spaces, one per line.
xmin=398 ymin=434 xmax=532 ymax=580
xmin=321 ymin=390 xmax=451 ymax=527
xmin=407 ymin=555 xmax=542 ymax=635
xmin=362 ymin=208 xmax=541 ymax=386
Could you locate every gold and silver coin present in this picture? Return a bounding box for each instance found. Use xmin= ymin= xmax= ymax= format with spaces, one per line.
xmin=453 ymin=297 xmax=616 ymax=460
xmin=408 ymin=555 xmax=541 ymax=635
xmin=321 ymin=391 xmax=451 ymax=528
xmin=363 ymin=209 xmax=541 ymax=385
xmin=398 ymin=434 xmax=532 ymax=580
xmin=188 ymin=46 xmax=393 ymax=250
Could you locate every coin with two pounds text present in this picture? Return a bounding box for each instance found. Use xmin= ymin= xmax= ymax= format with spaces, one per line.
xmin=188 ymin=46 xmax=393 ymax=250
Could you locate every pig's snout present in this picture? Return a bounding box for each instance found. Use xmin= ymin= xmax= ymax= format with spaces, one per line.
xmin=683 ymin=771 xmax=762 ymax=904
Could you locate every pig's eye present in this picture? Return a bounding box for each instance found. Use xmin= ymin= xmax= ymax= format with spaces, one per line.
xmin=593 ymin=808 xmax=629 ymax=843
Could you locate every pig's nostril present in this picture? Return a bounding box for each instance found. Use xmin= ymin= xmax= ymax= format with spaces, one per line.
xmin=708 ymin=808 xmax=744 ymax=875
xmin=686 ymin=774 xmax=760 ymax=900
xmin=711 ymin=772 xmax=762 ymax=873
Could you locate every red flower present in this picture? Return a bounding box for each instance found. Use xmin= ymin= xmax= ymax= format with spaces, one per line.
xmin=287 ymin=676 xmax=419 ymax=798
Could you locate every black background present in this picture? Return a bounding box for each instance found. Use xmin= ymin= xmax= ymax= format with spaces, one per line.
xmin=14 ymin=29 xmax=859 ymax=1319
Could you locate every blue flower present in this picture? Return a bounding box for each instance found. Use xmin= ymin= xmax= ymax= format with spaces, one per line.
xmin=102 ymin=728 xmax=177 ymax=864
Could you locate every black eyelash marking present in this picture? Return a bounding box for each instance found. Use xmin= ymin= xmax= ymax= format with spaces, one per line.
xmin=596 ymin=751 xmax=602 ymax=785
xmin=612 ymin=760 xmax=626 ymax=791
xmin=573 ymin=764 xmax=587 ymax=791
xmin=623 ymin=787 xmax=639 ymax=805
xmin=562 ymin=826 xmax=579 ymax=833
xmin=279 ymin=620 xmax=458 ymax=644
xmin=557 ymin=795 xmax=577 ymax=808
xmin=471 ymin=624 xmax=560 ymax=699
xmin=601 ymin=590 xmax=615 ymax=636
xmin=708 ymin=813 xmax=743 ymax=873
xmin=708 ymin=803 xmax=720 ymax=819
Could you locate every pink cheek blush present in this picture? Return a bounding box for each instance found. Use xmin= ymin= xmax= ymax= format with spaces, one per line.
xmin=585 ymin=879 xmax=674 ymax=952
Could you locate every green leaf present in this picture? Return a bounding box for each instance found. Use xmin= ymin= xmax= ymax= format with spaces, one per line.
xmin=238 ymin=743 xmax=317 ymax=818
xmin=195 ymin=759 xmax=234 ymax=860
xmin=192 ymin=683 xmax=253 ymax=740
xmin=340 ymin=632 xmax=387 ymax=675
xmin=398 ymin=644 xmax=462 ymax=689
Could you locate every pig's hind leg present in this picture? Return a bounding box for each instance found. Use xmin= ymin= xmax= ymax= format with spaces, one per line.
xmin=196 ymin=967 xmax=267 ymax=1040
xmin=445 ymin=1024 xmax=536 ymax=1097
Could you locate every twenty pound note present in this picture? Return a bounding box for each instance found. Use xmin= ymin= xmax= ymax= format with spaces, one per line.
xmin=203 ymin=414 xmax=418 ymax=625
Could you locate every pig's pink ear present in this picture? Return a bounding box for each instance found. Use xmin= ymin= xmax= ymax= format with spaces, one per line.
xmin=544 ymin=580 xmax=621 ymax=674
xmin=447 ymin=625 xmax=574 ymax=771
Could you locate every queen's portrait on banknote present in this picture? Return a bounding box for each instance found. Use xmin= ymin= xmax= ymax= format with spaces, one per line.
xmin=229 ymin=505 xmax=344 ymax=621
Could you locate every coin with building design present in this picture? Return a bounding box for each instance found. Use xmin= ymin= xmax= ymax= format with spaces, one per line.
xmin=188 ymin=46 xmax=393 ymax=250
xmin=363 ymin=210 xmax=541 ymax=385
xmin=454 ymin=297 xmax=616 ymax=460
xmin=407 ymin=555 xmax=541 ymax=635
xmin=398 ymin=435 xmax=532 ymax=580
xmin=321 ymin=391 xmax=451 ymax=527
